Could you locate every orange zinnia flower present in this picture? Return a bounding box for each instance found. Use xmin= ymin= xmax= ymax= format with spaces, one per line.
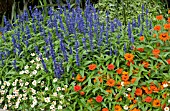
xmin=153 ymin=34 xmax=157 ymax=38
xmin=130 ymin=108 xmax=141 ymax=111
xmin=154 ymin=25 xmax=161 ymax=31
xmin=153 ymin=99 xmax=161 ymax=107
xmin=106 ymin=89 xmax=112 ymax=93
xmin=107 ymin=64 xmax=115 ymax=70
xmin=121 ymin=74 xmax=129 ymax=82
xmin=168 ymin=10 xmax=170 ymax=14
xmin=88 ymin=64 xmax=97 ymax=70
xmin=139 ymin=36 xmax=144 ymax=41
xmin=128 ymin=94 xmax=134 ymax=100
xmin=156 ymin=15 xmax=163 ymax=20
xmin=93 ymin=76 xmax=103 ymax=83
xmin=102 ymin=108 xmax=109 ymax=111
xmin=131 ymin=78 xmax=137 ymax=84
xmin=167 ymin=17 xmax=170 ymax=23
xmin=116 ymin=68 xmax=123 ymax=74
xmin=164 ymin=23 xmax=170 ymax=29
xmin=126 ymin=60 xmax=134 ymax=67
xmin=124 ymin=53 xmax=134 ymax=61
xmin=142 ymin=61 xmax=149 ymax=68
xmin=166 ymin=59 xmax=170 ymax=64
xmin=114 ymin=105 xmax=122 ymax=111
xmin=106 ymin=79 xmax=115 ymax=87
xmin=159 ymin=32 xmax=169 ymax=42
xmin=76 ymin=74 xmax=86 ymax=82
xmin=137 ymin=48 xmax=144 ymax=52
xmin=144 ymin=88 xmax=153 ymax=94
xmin=152 ymin=49 xmax=160 ymax=55
xmin=116 ymin=82 xmax=122 ymax=89
xmin=135 ymin=88 xmax=142 ymax=96
xmin=87 ymin=98 xmax=93 ymax=103
xmin=144 ymin=96 xmax=152 ymax=103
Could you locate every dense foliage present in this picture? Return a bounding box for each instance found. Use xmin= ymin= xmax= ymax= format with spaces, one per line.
xmin=0 ymin=0 xmax=170 ymax=111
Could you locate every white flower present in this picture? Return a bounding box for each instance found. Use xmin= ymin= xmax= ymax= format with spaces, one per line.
xmin=25 ymin=70 xmax=29 ymax=74
xmin=57 ymin=87 xmax=61 ymax=91
xmin=121 ymin=81 xmax=124 ymax=86
xmin=123 ymin=105 xmax=128 ymax=110
xmin=32 ymin=70 xmax=37 ymax=75
xmin=168 ymin=99 xmax=170 ymax=103
xmin=30 ymin=60 xmax=35 ymax=64
xmin=52 ymin=101 xmax=56 ymax=105
xmin=59 ymin=95 xmax=64 ymax=99
xmin=62 ymin=88 xmax=65 ymax=91
xmin=3 ymin=104 xmax=7 ymax=110
xmin=12 ymin=82 xmax=17 ymax=86
xmin=127 ymin=88 xmax=131 ymax=91
xmin=32 ymin=80 xmax=37 ymax=86
xmin=36 ymin=57 xmax=41 ymax=61
xmin=19 ymin=83 xmax=24 ymax=86
xmin=31 ymin=53 xmax=35 ymax=56
xmin=7 ymin=95 xmax=12 ymax=100
xmin=164 ymin=107 xmax=169 ymax=111
xmin=59 ymin=101 xmax=63 ymax=104
xmin=53 ymin=78 xmax=58 ymax=82
xmin=44 ymin=97 xmax=50 ymax=103
xmin=36 ymin=63 xmax=41 ymax=69
xmin=45 ymin=87 xmax=48 ymax=91
xmin=1 ymin=85 xmax=5 ymax=89
xmin=19 ymin=71 xmax=24 ymax=74
xmin=24 ymin=65 xmax=29 ymax=69
xmin=58 ymin=105 xmax=62 ymax=110
xmin=6 ymin=82 xmax=10 ymax=86
xmin=163 ymin=83 xmax=168 ymax=88
xmin=0 ymin=81 xmax=1 ymax=85
xmin=50 ymin=105 xmax=55 ymax=109
xmin=3 ymin=81 xmax=7 ymax=86
xmin=64 ymin=85 xmax=68 ymax=88
xmin=53 ymin=92 xmax=58 ymax=97
xmin=25 ymin=82 xmax=29 ymax=86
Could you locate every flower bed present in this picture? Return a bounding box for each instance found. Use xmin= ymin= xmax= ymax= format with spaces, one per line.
xmin=0 ymin=1 xmax=170 ymax=111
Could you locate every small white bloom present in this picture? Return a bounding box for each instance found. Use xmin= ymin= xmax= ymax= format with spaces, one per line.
xmin=62 ymin=88 xmax=65 ymax=91
xmin=123 ymin=105 xmax=128 ymax=110
xmin=57 ymin=87 xmax=61 ymax=91
xmin=64 ymin=85 xmax=68 ymax=88
xmin=32 ymin=80 xmax=37 ymax=86
xmin=52 ymin=101 xmax=56 ymax=105
xmin=36 ymin=57 xmax=41 ymax=61
xmin=32 ymin=70 xmax=37 ymax=75
xmin=164 ymin=107 xmax=169 ymax=111
xmin=31 ymin=53 xmax=35 ymax=56
xmin=45 ymin=87 xmax=48 ymax=91
xmin=59 ymin=101 xmax=63 ymax=104
xmin=50 ymin=105 xmax=55 ymax=109
xmin=53 ymin=78 xmax=58 ymax=82
xmin=127 ymin=88 xmax=132 ymax=91
xmin=24 ymin=65 xmax=29 ymax=69
xmin=25 ymin=70 xmax=29 ymax=74
xmin=60 ymin=95 xmax=64 ymax=99
xmin=121 ymin=81 xmax=124 ymax=86
xmin=19 ymin=83 xmax=24 ymax=86
xmin=30 ymin=60 xmax=35 ymax=64
xmin=58 ymin=105 xmax=62 ymax=110
xmin=25 ymin=82 xmax=29 ymax=86
xmin=53 ymin=92 xmax=58 ymax=97
xmin=168 ymin=99 xmax=170 ymax=103
xmin=44 ymin=97 xmax=50 ymax=103
xmin=163 ymin=83 xmax=168 ymax=88
xmin=3 ymin=104 xmax=7 ymax=110
xmin=1 ymin=85 xmax=5 ymax=89
xmin=19 ymin=71 xmax=24 ymax=74
xmin=12 ymin=82 xmax=17 ymax=86
xmin=6 ymin=82 xmax=10 ymax=86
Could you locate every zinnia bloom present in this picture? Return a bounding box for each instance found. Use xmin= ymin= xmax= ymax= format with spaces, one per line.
xmin=114 ymin=105 xmax=122 ymax=111
xmin=131 ymin=78 xmax=137 ymax=84
xmin=154 ymin=25 xmax=161 ymax=31
xmin=135 ymin=88 xmax=142 ymax=96
xmin=137 ymin=48 xmax=144 ymax=52
xmin=102 ymin=108 xmax=109 ymax=111
xmin=116 ymin=68 xmax=123 ymax=74
xmin=124 ymin=53 xmax=134 ymax=61
xmin=76 ymin=74 xmax=86 ymax=82
xmin=121 ymin=74 xmax=129 ymax=82
xmin=80 ymin=91 xmax=85 ymax=96
xmin=107 ymin=64 xmax=115 ymax=70
xmin=167 ymin=17 xmax=170 ymax=23
xmin=159 ymin=32 xmax=169 ymax=42
xmin=106 ymin=89 xmax=112 ymax=93
xmin=106 ymin=79 xmax=115 ymax=87
xmin=126 ymin=60 xmax=134 ymax=67
xmin=166 ymin=59 xmax=170 ymax=64
xmin=88 ymin=64 xmax=97 ymax=70
xmin=164 ymin=24 xmax=170 ymax=29
xmin=142 ymin=61 xmax=149 ymax=68
xmin=93 ymin=77 xmax=103 ymax=83
xmin=156 ymin=15 xmax=163 ymax=20
xmin=74 ymin=85 xmax=81 ymax=92
xmin=96 ymin=95 xmax=103 ymax=103
xmin=152 ymin=99 xmax=161 ymax=107
xmin=139 ymin=36 xmax=144 ymax=41
xmin=152 ymin=49 xmax=160 ymax=55
xmin=144 ymin=96 xmax=152 ymax=103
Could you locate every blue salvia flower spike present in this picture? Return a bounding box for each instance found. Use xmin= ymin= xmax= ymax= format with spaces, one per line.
xmin=123 ymin=43 xmax=127 ymax=53
xmin=13 ymin=60 xmax=18 ymax=71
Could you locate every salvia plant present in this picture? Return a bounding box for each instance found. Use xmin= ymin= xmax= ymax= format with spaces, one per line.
xmin=0 ymin=0 xmax=170 ymax=110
